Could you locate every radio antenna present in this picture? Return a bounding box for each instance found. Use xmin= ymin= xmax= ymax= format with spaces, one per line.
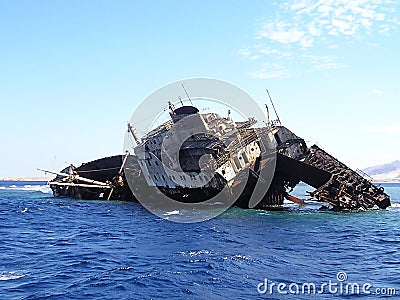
xmin=266 ymin=89 xmax=281 ymax=125
xmin=178 ymin=96 xmax=184 ymax=106
xmin=182 ymin=83 xmax=193 ymax=105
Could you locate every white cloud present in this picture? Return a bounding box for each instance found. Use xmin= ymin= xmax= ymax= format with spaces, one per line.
xmin=239 ymin=0 xmax=399 ymax=78
xmin=238 ymin=48 xmax=251 ymax=57
xmin=250 ymin=63 xmax=290 ymax=79
xmin=257 ymin=0 xmax=399 ymax=48
xmin=308 ymin=22 xmax=322 ymax=36
xmin=310 ymin=62 xmax=347 ymax=71
xmin=372 ymin=88 xmax=383 ymax=94
xmin=258 ymin=48 xmax=279 ymax=55
xmin=242 ymin=47 xmax=346 ymax=77
xmin=257 ymin=22 xmax=310 ymax=47
xmin=304 ymin=55 xmax=348 ymax=71
xmin=238 ymin=48 xmax=261 ymax=60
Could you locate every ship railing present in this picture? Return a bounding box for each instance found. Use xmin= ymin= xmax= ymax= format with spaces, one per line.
xmin=355 ymin=168 xmax=373 ymax=182
xmin=236 ymin=117 xmax=257 ymax=130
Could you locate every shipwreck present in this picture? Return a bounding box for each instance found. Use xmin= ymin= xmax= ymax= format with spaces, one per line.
xmin=42 ymin=93 xmax=391 ymax=211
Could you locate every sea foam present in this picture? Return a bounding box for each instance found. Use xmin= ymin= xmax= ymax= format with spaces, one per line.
xmin=3 ymin=185 xmax=52 ymax=194
xmin=0 ymin=271 xmax=29 ymax=281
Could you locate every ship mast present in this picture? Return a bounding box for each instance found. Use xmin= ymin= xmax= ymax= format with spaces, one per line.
xmin=182 ymin=83 xmax=193 ymax=105
xmin=178 ymin=96 xmax=184 ymax=106
xmin=266 ymin=89 xmax=281 ymax=126
xmin=127 ymin=122 xmax=141 ymax=145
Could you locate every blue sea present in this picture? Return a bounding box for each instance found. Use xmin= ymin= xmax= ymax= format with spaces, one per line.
xmin=1 ymin=181 xmax=399 ymax=299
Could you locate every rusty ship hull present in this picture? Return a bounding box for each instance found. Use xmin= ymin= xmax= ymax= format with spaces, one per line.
xmin=48 ymin=142 xmax=391 ymax=211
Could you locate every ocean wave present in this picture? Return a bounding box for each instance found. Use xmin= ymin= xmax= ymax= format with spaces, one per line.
xmin=180 ymin=250 xmax=211 ymax=257
xmin=1 ymin=185 xmax=52 ymax=194
xmin=0 ymin=271 xmax=29 ymax=281
xmin=388 ymin=203 xmax=400 ymax=211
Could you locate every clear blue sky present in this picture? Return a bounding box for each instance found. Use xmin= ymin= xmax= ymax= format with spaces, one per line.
xmin=1 ymin=0 xmax=399 ymax=177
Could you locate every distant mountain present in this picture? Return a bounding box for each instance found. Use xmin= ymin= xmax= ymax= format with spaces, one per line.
xmin=363 ymin=161 xmax=400 ymax=182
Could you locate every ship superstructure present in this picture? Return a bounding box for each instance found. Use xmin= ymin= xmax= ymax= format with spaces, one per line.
xmin=133 ymin=104 xmax=262 ymax=198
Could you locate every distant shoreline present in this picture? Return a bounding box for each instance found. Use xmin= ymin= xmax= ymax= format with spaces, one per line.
xmin=0 ymin=177 xmax=54 ymax=182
